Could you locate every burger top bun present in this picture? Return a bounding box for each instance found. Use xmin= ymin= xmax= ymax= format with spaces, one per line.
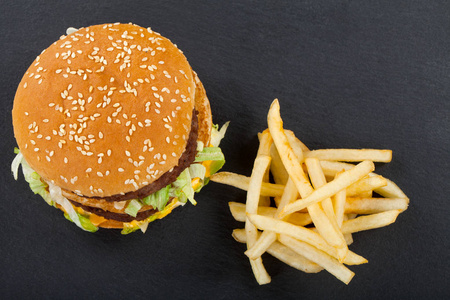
xmin=12 ymin=23 xmax=199 ymax=197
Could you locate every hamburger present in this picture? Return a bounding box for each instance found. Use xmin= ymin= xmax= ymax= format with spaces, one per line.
xmin=11 ymin=23 xmax=228 ymax=234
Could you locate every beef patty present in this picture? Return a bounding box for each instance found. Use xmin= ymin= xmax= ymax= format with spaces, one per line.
xmin=69 ymin=198 xmax=174 ymax=222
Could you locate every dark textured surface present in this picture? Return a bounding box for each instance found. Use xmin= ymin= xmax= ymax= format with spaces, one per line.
xmin=1 ymin=1 xmax=449 ymax=299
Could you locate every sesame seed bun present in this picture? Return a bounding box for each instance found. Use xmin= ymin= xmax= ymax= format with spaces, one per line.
xmin=12 ymin=23 xmax=211 ymax=200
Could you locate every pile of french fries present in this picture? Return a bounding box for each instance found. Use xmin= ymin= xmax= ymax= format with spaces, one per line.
xmin=211 ymin=99 xmax=408 ymax=285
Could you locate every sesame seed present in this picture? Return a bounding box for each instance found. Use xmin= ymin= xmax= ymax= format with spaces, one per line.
xmin=118 ymin=168 xmax=124 ymax=172
xmin=97 ymin=172 xmax=103 ymax=177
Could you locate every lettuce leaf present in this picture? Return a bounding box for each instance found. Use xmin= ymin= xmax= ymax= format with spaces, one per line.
xmin=194 ymin=147 xmax=225 ymax=162
xmin=210 ymin=121 xmax=230 ymax=147
xmin=142 ymin=184 xmax=170 ymax=211
xmin=20 ymin=157 xmax=54 ymax=206
xmin=193 ymin=146 xmax=225 ymax=177
xmin=64 ymin=211 xmax=98 ymax=233
xmin=125 ymin=200 xmax=143 ymax=217
xmin=121 ymin=222 xmax=141 ymax=235
xmin=12 ymin=149 xmax=98 ymax=232
xmin=209 ymin=160 xmax=226 ymax=176
xmin=11 ymin=150 xmax=23 ymax=180
xmin=172 ymin=168 xmax=196 ymax=205
xmin=189 ymin=164 xmax=206 ymax=179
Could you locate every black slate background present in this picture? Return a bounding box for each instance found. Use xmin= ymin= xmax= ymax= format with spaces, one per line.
xmin=1 ymin=1 xmax=449 ymax=299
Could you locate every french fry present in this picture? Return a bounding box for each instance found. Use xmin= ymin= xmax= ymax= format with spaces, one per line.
xmin=304 ymin=149 xmax=392 ymax=163
xmin=284 ymin=130 xmax=310 ymax=153
xmin=341 ymin=210 xmax=402 ymax=234
xmin=319 ymin=160 xmax=409 ymax=200
xmin=245 ymin=230 xmax=278 ymax=260
xmin=332 ymin=172 xmax=347 ymax=227
xmin=260 ymin=169 xmax=271 ymax=206
xmin=305 ymin=158 xmax=336 ymax=223
xmin=356 ymin=191 xmax=373 ymax=198
xmin=346 ymin=176 xmax=387 ymax=197
xmin=267 ymin=100 xmax=349 ymax=261
xmin=270 ymin=144 xmax=289 ymax=185
xmin=245 ymin=130 xmax=273 ymax=285
xmin=247 ymin=213 xmax=367 ymax=265
xmin=305 ymin=202 xmax=349 ymax=262
xmin=280 ymin=161 xmax=375 ymax=217
xmin=232 ymin=229 xmax=323 ymax=273
xmin=305 ymin=158 xmax=348 ymax=261
xmin=211 ymin=172 xmax=285 ymax=197
xmin=278 ymin=235 xmax=354 ymax=284
xmin=229 ymin=202 xmax=312 ymax=226
xmin=249 ymin=258 xmax=271 ymax=284
xmin=275 ymin=179 xmax=299 ymax=216
xmin=258 ymin=131 xmax=272 ymax=207
xmin=342 ymin=215 xmax=354 ymax=245
xmin=343 ymin=235 xmax=353 ymax=246
xmin=245 ymin=156 xmax=272 ymax=285
xmin=345 ymin=198 xmax=409 ymax=214
xmin=256 ymin=129 xmax=273 ymax=157
xmin=268 ymin=99 xmax=311 ymax=195
xmin=246 ymin=178 xmax=299 ymax=260
xmin=374 ymin=183 xmax=408 ymax=201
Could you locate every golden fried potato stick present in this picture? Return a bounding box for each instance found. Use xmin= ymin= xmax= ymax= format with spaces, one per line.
xmin=258 ymin=131 xmax=272 ymax=207
xmin=278 ymin=235 xmax=354 ymax=284
xmin=267 ymin=99 xmax=349 ymax=261
xmin=280 ymin=160 xmax=375 ymax=218
xmin=247 ymin=213 xmax=367 ymax=266
xmin=210 ymin=172 xmax=285 ymax=197
xmin=232 ymin=229 xmax=323 ymax=273
xmin=269 ymin=144 xmax=289 ymax=185
xmin=346 ymin=175 xmax=387 ymax=197
xmin=341 ymin=210 xmax=402 ymax=234
xmin=245 ymin=178 xmax=298 ymax=260
xmin=319 ymin=161 xmax=408 ymax=200
xmin=229 ymin=202 xmax=312 ymax=226
xmin=245 ymin=130 xmax=273 ymax=285
xmin=345 ymin=198 xmax=408 ymax=214
xmin=304 ymin=149 xmax=392 ymax=163
xmin=305 ymin=158 xmax=348 ymax=260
